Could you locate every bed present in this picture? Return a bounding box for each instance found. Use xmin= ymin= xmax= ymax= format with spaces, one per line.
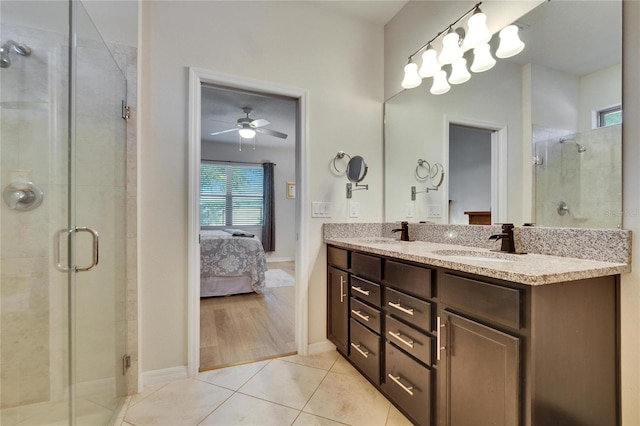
xmin=200 ymin=230 xmax=268 ymax=297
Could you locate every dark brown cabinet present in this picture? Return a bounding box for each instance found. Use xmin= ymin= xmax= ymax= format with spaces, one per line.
xmin=327 ymin=265 xmax=349 ymax=354
xmin=326 ymin=245 xmax=620 ymax=426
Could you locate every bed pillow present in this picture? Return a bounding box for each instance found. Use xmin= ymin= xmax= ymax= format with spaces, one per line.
xmin=223 ymin=229 xmax=255 ymax=238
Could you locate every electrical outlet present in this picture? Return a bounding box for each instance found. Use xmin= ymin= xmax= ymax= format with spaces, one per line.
xmin=428 ymin=204 xmax=442 ymax=218
xmin=349 ymin=201 xmax=360 ymax=218
xmin=406 ymin=203 xmax=414 ymax=218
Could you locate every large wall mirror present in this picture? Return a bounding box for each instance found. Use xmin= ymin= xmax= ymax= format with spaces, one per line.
xmin=384 ymin=1 xmax=622 ymax=228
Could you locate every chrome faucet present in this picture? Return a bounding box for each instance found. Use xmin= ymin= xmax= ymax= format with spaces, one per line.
xmin=489 ymin=223 xmax=516 ymax=253
xmin=392 ymin=221 xmax=410 ymax=241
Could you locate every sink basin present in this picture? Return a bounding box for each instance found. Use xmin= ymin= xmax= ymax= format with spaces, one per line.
xmin=432 ymin=249 xmax=520 ymax=262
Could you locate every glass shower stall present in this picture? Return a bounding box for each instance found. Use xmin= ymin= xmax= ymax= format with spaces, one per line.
xmin=1 ymin=1 xmax=129 ymax=424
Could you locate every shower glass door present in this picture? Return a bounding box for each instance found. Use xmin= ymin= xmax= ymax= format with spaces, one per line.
xmin=69 ymin=2 xmax=128 ymax=423
xmin=0 ymin=1 xmax=128 ymax=424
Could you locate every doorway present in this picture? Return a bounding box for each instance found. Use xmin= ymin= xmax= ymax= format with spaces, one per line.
xmin=198 ymin=84 xmax=298 ymax=370
xmin=187 ymin=69 xmax=309 ymax=376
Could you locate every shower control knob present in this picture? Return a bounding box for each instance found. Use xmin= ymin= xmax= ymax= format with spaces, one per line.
xmin=3 ymin=181 xmax=44 ymax=211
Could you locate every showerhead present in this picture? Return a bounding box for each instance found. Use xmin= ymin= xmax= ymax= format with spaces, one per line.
xmin=559 ymin=137 xmax=586 ymax=153
xmin=0 ymin=40 xmax=31 ymax=69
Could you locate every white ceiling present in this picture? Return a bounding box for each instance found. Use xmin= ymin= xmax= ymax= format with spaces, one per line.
xmin=317 ymin=0 xmax=408 ymax=25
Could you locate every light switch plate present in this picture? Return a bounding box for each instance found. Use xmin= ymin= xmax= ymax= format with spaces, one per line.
xmin=406 ymin=203 xmax=414 ymax=218
xmin=312 ymin=201 xmax=332 ymax=218
xmin=428 ymin=204 xmax=442 ymax=218
xmin=349 ymin=201 xmax=359 ymax=218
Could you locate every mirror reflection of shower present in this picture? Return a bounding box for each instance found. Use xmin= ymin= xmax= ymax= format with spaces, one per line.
xmin=559 ymin=137 xmax=587 ymax=153
xmin=0 ymin=39 xmax=31 ymax=68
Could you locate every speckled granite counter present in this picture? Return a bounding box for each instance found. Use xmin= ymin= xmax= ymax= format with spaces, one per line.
xmin=323 ymin=223 xmax=632 ymax=286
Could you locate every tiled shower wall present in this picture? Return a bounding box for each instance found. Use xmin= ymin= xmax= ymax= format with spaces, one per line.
xmin=534 ymin=124 xmax=622 ymax=228
xmin=0 ymin=22 xmax=138 ymax=409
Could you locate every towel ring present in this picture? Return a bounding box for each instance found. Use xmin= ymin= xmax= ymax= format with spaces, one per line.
xmin=416 ymin=159 xmax=430 ymax=180
xmin=333 ymin=151 xmax=352 ymax=174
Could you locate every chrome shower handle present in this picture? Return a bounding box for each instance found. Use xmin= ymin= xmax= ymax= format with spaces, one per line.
xmin=75 ymin=227 xmax=99 ymax=272
xmin=54 ymin=227 xmax=99 ymax=273
xmin=3 ymin=181 xmax=44 ymax=211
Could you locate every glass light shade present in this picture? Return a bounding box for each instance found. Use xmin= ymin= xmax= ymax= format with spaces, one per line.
xmin=401 ymin=62 xmax=422 ymax=89
xmin=449 ymin=58 xmax=471 ymax=85
xmin=470 ymin=43 xmax=496 ymax=73
xmin=462 ymin=11 xmax=492 ymax=50
xmin=430 ymin=70 xmax=451 ymax=95
xmin=496 ymin=25 xmax=525 ymax=58
xmin=419 ymin=47 xmax=441 ymax=78
xmin=239 ymin=128 xmax=256 ymax=139
xmin=438 ymin=30 xmax=463 ymax=65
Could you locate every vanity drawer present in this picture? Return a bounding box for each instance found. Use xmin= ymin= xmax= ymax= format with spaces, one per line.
xmin=351 ymin=298 xmax=381 ymax=334
xmin=439 ymin=272 xmax=521 ymax=330
xmin=349 ymin=319 xmax=381 ymax=385
xmin=351 ymin=252 xmax=382 ymax=282
xmin=384 ymin=342 xmax=431 ymax=426
xmin=327 ymin=246 xmax=349 ymax=270
xmin=384 ymin=287 xmax=432 ymax=332
xmin=384 ymin=260 xmax=432 ymax=299
xmin=350 ymin=276 xmax=381 ymax=307
xmin=385 ymin=314 xmax=432 ymax=366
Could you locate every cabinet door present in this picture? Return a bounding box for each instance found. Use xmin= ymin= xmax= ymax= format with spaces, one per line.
xmin=327 ymin=266 xmax=349 ymax=354
xmin=438 ymin=311 xmax=520 ymax=426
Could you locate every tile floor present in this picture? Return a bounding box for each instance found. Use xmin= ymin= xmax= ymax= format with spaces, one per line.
xmin=118 ymin=351 xmax=413 ymax=426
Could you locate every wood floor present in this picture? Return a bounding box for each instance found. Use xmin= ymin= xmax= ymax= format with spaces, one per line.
xmin=199 ymin=261 xmax=296 ymax=371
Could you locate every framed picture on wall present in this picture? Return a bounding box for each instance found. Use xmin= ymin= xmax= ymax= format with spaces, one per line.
xmin=286 ymin=182 xmax=295 ymax=199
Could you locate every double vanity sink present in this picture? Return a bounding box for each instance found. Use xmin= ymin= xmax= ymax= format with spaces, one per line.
xmin=324 ymin=223 xmax=630 ymax=426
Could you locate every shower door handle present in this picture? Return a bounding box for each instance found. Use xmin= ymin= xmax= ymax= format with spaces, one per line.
xmin=54 ymin=227 xmax=99 ymax=272
xmin=75 ymin=227 xmax=99 ymax=272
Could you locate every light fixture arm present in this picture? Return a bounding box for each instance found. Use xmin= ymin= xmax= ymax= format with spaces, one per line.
xmin=406 ymin=1 xmax=482 ymax=62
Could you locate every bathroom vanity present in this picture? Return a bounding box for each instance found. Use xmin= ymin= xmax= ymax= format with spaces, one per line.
xmin=325 ymin=231 xmax=629 ymax=426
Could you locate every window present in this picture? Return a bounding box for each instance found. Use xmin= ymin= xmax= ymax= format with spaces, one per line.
xmin=597 ymin=105 xmax=622 ymax=128
xmin=200 ymin=162 xmax=264 ymax=227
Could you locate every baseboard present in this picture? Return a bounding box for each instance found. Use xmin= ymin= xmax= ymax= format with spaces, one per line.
xmin=266 ymin=257 xmax=295 ymax=263
xmin=75 ymin=377 xmax=116 ymax=397
xmin=307 ymin=340 xmax=336 ymax=355
xmin=141 ymin=366 xmax=188 ymax=387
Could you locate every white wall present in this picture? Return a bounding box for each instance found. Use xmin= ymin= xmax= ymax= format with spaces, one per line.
xmin=531 ymin=64 xmax=579 ymax=133
xmin=201 ymin=141 xmax=296 ymax=261
xmin=449 ymin=126 xmax=492 ymax=224
xmin=579 ymin=63 xmax=622 ymax=132
xmin=139 ymin=1 xmax=384 ymax=373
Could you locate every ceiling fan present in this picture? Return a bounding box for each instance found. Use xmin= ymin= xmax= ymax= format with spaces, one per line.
xmin=210 ymin=107 xmax=288 ymax=140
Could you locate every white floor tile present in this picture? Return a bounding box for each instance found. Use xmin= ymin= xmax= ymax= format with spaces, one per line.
xmin=280 ymin=351 xmax=340 ymax=371
xmin=293 ymin=412 xmax=349 ymax=426
xmin=238 ymin=359 xmax=328 ymax=410
xmin=197 ymin=359 xmax=270 ymax=391
xmin=124 ymin=378 xmax=232 ymax=426
xmin=200 ymin=392 xmax=299 ymax=425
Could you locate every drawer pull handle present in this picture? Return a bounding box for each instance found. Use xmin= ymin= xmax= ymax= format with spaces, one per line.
xmin=351 ymin=309 xmax=370 ymax=322
xmin=388 ymin=301 xmax=414 ymax=316
xmin=352 ymin=286 xmax=370 ymax=296
xmin=387 ymin=374 xmax=414 ymax=396
xmin=388 ymin=330 xmax=414 ymax=348
xmin=351 ymin=342 xmax=369 ymax=358
xmin=340 ymin=276 xmax=347 ymax=303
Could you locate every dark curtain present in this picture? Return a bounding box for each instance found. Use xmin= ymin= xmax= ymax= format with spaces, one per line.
xmin=262 ymin=162 xmax=276 ymax=252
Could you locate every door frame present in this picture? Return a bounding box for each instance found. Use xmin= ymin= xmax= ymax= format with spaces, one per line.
xmin=443 ymin=116 xmax=508 ymax=224
xmin=187 ymin=67 xmax=309 ymax=376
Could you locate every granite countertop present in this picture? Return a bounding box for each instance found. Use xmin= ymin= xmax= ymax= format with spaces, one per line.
xmin=325 ymin=237 xmax=631 ymax=285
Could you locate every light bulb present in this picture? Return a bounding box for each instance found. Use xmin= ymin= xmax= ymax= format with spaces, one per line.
xmin=419 ymin=45 xmax=441 ymax=78
xmin=496 ymin=25 xmax=525 ymax=58
xmin=438 ymin=28 xmax=463 ymax=65
xmin=449 ymin=58 xmax=471 ymax=85
xmin=430 ymin=70 xmax=451 ymax=95
xmin=470 ymin=43 xmax=496 ymax=73
xmin=401 ymin=62 xmax=422 ymax=89
xmin=239 ymin=128 xmax=256 ymax=139
xmin=462 ymin=9 xmax=492 ymax=50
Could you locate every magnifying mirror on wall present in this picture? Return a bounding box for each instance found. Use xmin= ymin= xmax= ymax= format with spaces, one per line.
xmin=346 ymin=155 xmax=368 ymax=183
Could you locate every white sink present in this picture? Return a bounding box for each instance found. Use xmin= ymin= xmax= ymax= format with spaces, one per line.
xmin=431 ymin=249 xmax=521 ymax=262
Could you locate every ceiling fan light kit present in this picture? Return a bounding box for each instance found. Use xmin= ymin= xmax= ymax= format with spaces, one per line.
xmin=210 ymin=107 xmax=288 ymax=149
xmin=400 ymin=1 xmax=525 ymax=94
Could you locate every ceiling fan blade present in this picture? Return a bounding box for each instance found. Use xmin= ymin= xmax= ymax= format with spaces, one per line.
xmin=256 ymin=127 xmax=288 ymax=139
xmin=250 ymin=118 xmax=270 ymax=128
xmin=210 ymin=128 xmax=238 ymax=136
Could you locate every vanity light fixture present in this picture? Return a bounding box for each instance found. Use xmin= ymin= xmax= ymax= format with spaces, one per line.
xmin=400 ymin=1 xmax=525 ymax=93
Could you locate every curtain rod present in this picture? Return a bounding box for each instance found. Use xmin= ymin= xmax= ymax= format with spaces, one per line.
xmin=203 ymin=159 xmax=276 ymax=166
